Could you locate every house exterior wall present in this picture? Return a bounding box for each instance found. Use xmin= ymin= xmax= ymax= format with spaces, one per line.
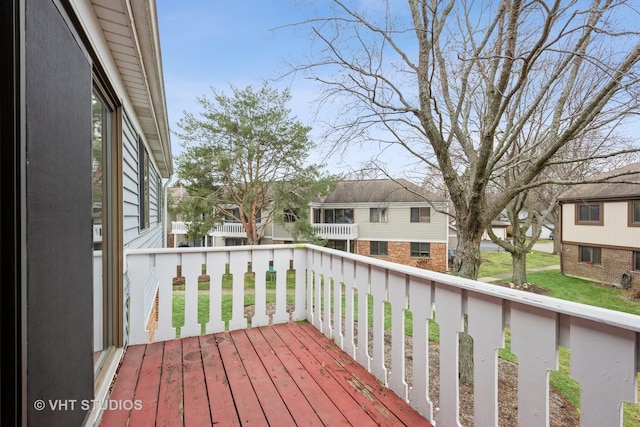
xmin=562 ymin=202 xmax=640 ymax=247
xmin=355 ymin=241 xmax=448 ymax=272
xmin=123 ymin=111 xmax=165 ymax=249
xmin=561 ymin=201 xmax=640 ymax=288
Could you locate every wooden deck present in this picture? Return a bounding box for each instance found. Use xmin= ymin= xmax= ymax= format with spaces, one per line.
xmin=100 ymin=322 xmax=433 ymax=426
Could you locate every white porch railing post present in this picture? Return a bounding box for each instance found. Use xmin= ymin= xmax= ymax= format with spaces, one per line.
xmin=342 ymin=259 xmax=356 ymax=358
xmin=181 ymin=252 xmax=204 ymax=337
xmin=388 ymin=270 xmax=408 ymax=400
xmin=355 ymin=262 xmax=371 ymax=371
xmin=370 ymin=266 xmax=388 ymax=384
xmin=322 ymin=252 xmax=333 ymax=338
xmin=272 ymin=247 xmax=291 ymax=324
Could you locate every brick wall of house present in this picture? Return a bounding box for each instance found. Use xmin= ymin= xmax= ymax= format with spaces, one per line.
xmin=355 ymin=241 xmax=448 ymax=272
xmin=562 ymin=243 xmax=640 ymax=290
xmin=167 ymin=233 xmax=174 ymax=248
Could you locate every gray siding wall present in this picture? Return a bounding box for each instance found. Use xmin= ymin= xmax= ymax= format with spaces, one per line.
xmin=122 ymin=111 xmax=164 ymax=249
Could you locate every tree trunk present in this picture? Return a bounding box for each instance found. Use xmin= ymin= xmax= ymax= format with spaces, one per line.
xmin=511 ymin=249 xmax=528 ymax=285
xmin=453 ymin=226 xmax=484 ymax=385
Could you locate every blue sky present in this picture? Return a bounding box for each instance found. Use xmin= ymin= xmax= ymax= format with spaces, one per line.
xmin=156 ymin=1 xmax=363 ymax=175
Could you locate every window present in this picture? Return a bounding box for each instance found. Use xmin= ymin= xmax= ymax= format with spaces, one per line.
xmin=629 ymin=201 xmax=640 ymax=227
xmin=370 ymin=208 xmax=387 ymax=223
xmin=138 ymin=138 xmax=150 ymax=230
xmin=576 ymin=203 xmax=602 ymax=225
xmin=284 ymin=209 xmax=298 ymax=222
xmin=411 ymin=207 xmax=431 ymax=223
xmin=370 ymin=241 xmax=388 ymax=256
xmin=579 ymin=246 xmax=601 ymax=265
xmin=410 ymin=242 xmax=431 ymax=257
xmin=316 ymin=208 xmax=354 ymax=224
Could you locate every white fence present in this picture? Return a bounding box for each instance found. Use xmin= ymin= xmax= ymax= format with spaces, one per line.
xmin=312 ymin=223 xmax=359 ymax=239
xmin=125 ymin=244 xmax=640 ymax=427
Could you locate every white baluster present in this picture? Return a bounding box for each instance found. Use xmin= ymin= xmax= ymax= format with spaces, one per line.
xmin=205 ymin=251 xmax=226 ymax=333
xmin=181 ymin=252 xmax=204 ymax=338
xmin=434 ymin=284 xmax=464 ymax=427
xmin=228 ymin=250 xmax=249 ymax=331
xmin=511 ymin=304 xmax=557 ymax=427
xmin=409 ymin=277 xmax=434 ymax=421
xmin=342 ymin=259 xmax=356 ymax=358
xmin=468 ymin=294 xmax=504 ymax=427
xmin=292 ymin=248 xmax=307 ymax=321
xmin=388 ymin=270 xmax=408 ymax=400
xmin=570 ymin=317 xmax=638 ymax=427
xmin=322 ymin=252 xmax=333 ymax=337
xmin=155 ymin=253 xmax=179 ymax=341
xmin=251 ymin=250 xmax=270 ymax=327
xmin=333 ymin=255 xmax=344 ymax=348
xmin=272 ymin=248 xmax=290 ymax=324
xmin=355 ymin=262 xmax=371 ymax=370
xmin=370 ymin=266 xmax=387 ymax=384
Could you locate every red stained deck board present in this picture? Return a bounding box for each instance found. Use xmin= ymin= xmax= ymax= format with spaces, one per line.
xmin=244 ymin=327 xmax=324 ymax=426
xmin=182 ymin=336 xmax=213 ymax=426
xmin=99 ymin=344 xmax=145 ymax=427
xmin=101 ymin=322 xmax=434 ymax=426
xmin=216 ymin=331 xmax=267 ymax=425
xmin=155 ymin=339 xmax=184 ymax=426
xmin=259 ymin=325 xmax=351 ymax=426
xmin=275 ymin=323 xmax=401 ymax=427
xmin=199 ymin=335 xmax=241 ymax=427
xmin=297 ymin=322 xmax=434 ymax=427
xmin=229 ymin=329 xmax=297 ymax=426
xmin=126 ymin=341 xmax=163 ymax=426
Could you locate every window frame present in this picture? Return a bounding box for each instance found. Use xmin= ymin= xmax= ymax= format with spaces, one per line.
xmin=369 ymin=241 xmax=388 ymax=256
xmin=575 ymin=202 xmax=603 ymax=225
xmin=410 ymin=207 xmax=431 ymax=223
xmin=634 ymin=251 xmax=640 ymax=271
xmin=628 ymin=201 xmax=640 ymax=227
xmin=410 ymin=242 xmax=431 ymax=258
xmin=369 ymin=207 xmax=388 ymax=223
xmin=579 ymin=245 xmax=602 ymax=265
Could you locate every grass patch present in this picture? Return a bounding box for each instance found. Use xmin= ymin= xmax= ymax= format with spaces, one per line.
xmin=478 ymin=250 xmax=559 ymax=278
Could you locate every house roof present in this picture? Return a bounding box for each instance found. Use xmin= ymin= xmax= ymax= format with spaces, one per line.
xmin=87 ymin=0 xmax=173 ymax=177
xmin=317 ymin=179 xmax=447 ymax=204
xmin=558 ymin=163 xmax=640 ymax=202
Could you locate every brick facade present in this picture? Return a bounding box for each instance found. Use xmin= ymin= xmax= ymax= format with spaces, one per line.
xmin=562 ymin=243 xmax=640 ymax=290
xmin=355 ymin=240 xmax=448 ymax=272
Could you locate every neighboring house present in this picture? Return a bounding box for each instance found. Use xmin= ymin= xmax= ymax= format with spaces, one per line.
xmin=279 ymin=179 xmax=450 ymax=272
xmin=558 ymin=163 xmax=640 ymax=288
xmin=2 ymin=1 xmax=172 ymax=425
xmin=170 ymin=179 xmax=450 ymax=271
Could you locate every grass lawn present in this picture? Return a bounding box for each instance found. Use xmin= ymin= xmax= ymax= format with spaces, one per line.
xmin=478 ymin=250 xmax=559 ymax=278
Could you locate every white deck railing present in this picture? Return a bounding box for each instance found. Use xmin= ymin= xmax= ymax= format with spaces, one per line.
xmin=312 ymin=223 xmax=359 ymax=239
xmin=125 ymin=244 xmax=640 ymax=427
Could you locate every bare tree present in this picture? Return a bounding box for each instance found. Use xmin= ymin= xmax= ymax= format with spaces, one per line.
xmin=289 ymin=0 xmax=640 ymax=281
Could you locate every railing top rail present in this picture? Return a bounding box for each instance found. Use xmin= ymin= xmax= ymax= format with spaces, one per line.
xmin=125 ymin=243 xmax=640 ymax=332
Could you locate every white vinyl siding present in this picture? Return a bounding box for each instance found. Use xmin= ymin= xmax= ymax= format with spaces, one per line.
xmin=562 ymin=202 xmax=640 ymax=249
xmin=356 ymin=204 xmax=447 ymax=242
xmin=122 ymin=110 xmax=164 ymax=249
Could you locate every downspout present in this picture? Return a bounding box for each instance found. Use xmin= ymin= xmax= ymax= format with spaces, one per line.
xmin=163 ymin=174 xmax=172 ymax=248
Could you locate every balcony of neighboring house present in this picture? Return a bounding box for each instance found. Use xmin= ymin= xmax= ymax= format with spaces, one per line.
xmin=171 ymin=221 xmax=264 ymax=246
xmin=101 ymin=244 xmax=640 ymax=426
xmin=311 ymin=222 xmax=359 ymax=240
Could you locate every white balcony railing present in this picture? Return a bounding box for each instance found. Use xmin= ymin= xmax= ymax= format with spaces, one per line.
xmin=312 ymin=223 xmax=359 ymax=239
xmin=171 ymin=221 xmax=261 ymax=239
xmin=125 ymin=244 xmax=640 ymax=427
xmin=93 ymin=224 xmax=102 ymax=242
xmin=171 ymin=221 xmax=188 ymax=234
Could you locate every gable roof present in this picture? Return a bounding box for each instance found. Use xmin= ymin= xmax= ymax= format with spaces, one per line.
xmin=318 ymin=179 xmax=446 ymax=204
xmin=558 ymin=163 xmax=640 ymax=202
